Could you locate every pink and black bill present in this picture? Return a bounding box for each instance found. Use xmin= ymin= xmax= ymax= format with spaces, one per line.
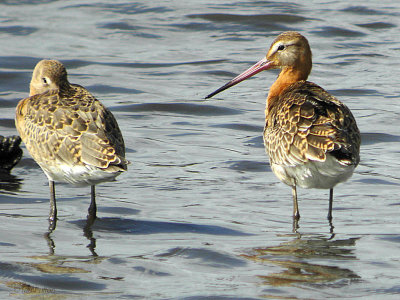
xmin=205 ymin=57 xmax=273 ymax=99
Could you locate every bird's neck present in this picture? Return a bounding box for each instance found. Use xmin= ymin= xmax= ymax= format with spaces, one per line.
xmin=266 ymin=65 xmax=310 ymax=115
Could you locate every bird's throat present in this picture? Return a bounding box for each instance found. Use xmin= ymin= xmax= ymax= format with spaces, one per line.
xmin=266 ymin=66 xmax=309 ymax=115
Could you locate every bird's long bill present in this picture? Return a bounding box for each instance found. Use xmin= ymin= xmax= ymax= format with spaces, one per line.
xmin=205 ymin=57 xmax=273 ymax=99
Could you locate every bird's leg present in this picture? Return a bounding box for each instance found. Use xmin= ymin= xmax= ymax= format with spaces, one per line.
xmin=292 ymin=217 xmax=299 ymax=233
xmin=292 ymin=185 xmax=300 ymax=220
xmin=48 ymin=180 xmax=57 ymax=232
xmin=84 ymin=185 xmax=98 ymax=256
xmin=327 ymin=188 xmax=333 ymax=221
xmin=292 ymin=185 xmax=300 ymax=232
xmin=87 ymin=185 xmax=97 ymax=224
xmin=328 ymin=189 xmax=335 ymax=239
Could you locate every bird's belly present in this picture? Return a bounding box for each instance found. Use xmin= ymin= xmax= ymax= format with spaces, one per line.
xmin=40 ymin=163 xmax=122 ymax=186
xmin=270 ymin=154 xmax=356 ymax=189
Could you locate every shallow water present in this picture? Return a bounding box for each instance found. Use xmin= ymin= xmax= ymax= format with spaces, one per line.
xmin=0 ymin=0 xmax=400 ymax=298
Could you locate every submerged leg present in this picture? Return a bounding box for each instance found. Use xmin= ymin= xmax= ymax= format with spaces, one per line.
xmin=87 ymin=185 xmax=97 ymax=222
xmin=48 ymin=180 xmax=57 ymax=232
xmin=328 ymin=188 xmax=333 ymax=221
xmin=292 ymin=185 xmax=300 ymax=220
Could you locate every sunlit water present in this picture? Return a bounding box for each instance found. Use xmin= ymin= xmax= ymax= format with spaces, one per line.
xmin=0 ymin=0 xmax=400 ymax=298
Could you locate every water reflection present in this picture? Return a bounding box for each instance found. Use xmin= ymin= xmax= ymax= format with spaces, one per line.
xmin=3 ymin=281 xmax=54 ymax=297
xmin=71 ymin=217 xmax=251 ymax=236
xmin=83 ymin=214 xmax=99 ymax=257
xmin=45 ymin=214 xmax=99 ymax=257
xmin=293 ymin=213 xmax=335 ymax=237
xmin=0 ymin=172 xmax=21 ymax=193
xmin=44 ymin=216 xmax=251 ymax=257
xmin=243 ymin=234 xmax=360 ymax=288
xmin=0 ymin=256 xmax=103 ymax=297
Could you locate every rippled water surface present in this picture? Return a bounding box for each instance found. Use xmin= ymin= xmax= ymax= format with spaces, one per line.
xmin=1 ymin=0 xmax=400 ymax=298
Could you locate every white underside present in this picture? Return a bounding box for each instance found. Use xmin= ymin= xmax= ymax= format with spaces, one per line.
xmin=271 ymin=154 xmax=355 ymax=189
xmin=41 ymin=164 xmax=122 ymax=186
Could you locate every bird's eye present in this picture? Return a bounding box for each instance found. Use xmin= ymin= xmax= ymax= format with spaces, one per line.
xmin=42 ymin=77 xmax=48 ymax=84
xmin=277 ymin=45 xmax=285 ymax=51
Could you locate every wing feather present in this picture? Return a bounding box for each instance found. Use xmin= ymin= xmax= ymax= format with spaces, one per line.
xmin=264 ymin=81 xmax=360 ymax=168
xmin=16 ymin=85 xmax=128 ymax=173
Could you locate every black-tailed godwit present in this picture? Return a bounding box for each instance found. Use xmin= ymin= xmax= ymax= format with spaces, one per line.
xmin=206 ymin=31 xmax=360 ymax=224
xmin=16 ymin=60 xmax=128 ymax=230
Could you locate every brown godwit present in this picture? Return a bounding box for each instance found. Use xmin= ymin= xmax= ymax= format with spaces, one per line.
xmin=206 ymin=31 xmax=360 ymax=224
xmin=16 ymin=59 xmax=128 ymax=230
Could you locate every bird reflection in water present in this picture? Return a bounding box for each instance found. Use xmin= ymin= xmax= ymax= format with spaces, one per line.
xmin=294 ymin=212 xmax=335 ymax=237
xmin=0 ymin=172 xmax=22 ymax=193
xmin=242 ymin=234 xmax=360 ymax=291
xmin=44 ymin=216 xmax=99 ymax=257
xmin=83 ymin=218 xmax=98 ymax=256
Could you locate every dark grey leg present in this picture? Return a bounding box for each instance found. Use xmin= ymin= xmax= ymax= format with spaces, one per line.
xmin=48 ymin=180 xmax=57 ymax=232
xmin=87 ymin=185 xmax=97 ymax=222
xmin=292 ymin=185 xmax=300 ymax=220
xmin=292 ymin=185 xmax=300 ymax=232
xmin=328 ymin=188 xmax=333 ymax=221
xmin=84 ymin=185 xmax=98 ymax=256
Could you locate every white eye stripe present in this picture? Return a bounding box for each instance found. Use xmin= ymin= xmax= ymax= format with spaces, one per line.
xmin=272 ymin=42 xmax=286 ymax=54
xmin=272 ymin=41 xmax=296 ymax=54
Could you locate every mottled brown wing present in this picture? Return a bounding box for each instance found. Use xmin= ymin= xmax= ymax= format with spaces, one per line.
xmin=79 ymin=99 xmax=128 ymax=172
xmin=264 ymin=81 xmax=360 ymax=167
xmin=16 ymin=87 xmax=128 ymax=172
xmin=16 ymin=91 xmax=69 ymax=168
